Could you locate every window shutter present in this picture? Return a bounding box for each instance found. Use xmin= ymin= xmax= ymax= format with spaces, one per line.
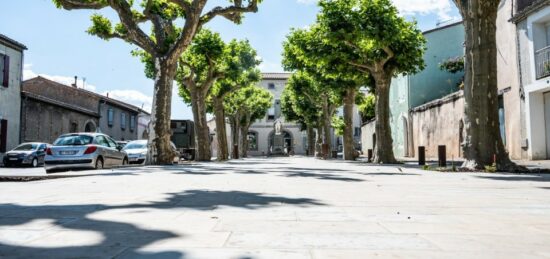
xmin=0 ymin=119 xmax=7 ymax=152
xmin=2 ymin=55 xmax=9 ymax=88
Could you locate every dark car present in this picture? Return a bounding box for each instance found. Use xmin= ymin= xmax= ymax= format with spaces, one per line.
xmin=3 ymin=143 xmax=50 ymax=167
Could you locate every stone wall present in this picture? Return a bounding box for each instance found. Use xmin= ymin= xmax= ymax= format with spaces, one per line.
xmin=410 ymin=91 xmax=464 ymax=160
xmin=21 ymin=94 xmax=99 ymax=144
xmin=360 ymin=120 xmax=376 ymax=156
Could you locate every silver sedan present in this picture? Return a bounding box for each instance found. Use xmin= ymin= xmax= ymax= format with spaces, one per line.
xmin=44 ymin=133 xmax=128 ymax=173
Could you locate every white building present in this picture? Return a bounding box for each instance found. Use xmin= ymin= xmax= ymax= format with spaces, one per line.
xmin=247 ymin=73 xmax=308 ymax=156
xmin=0 ymin=34 xmax=26 ymax=161
xmin=513 ymin=0 xmax=550 ymax=159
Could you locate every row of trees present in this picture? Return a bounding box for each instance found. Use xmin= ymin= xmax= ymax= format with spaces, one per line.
xmin=53 ymin=0 xmax=271 ymax=162
xmin=282 ymin=0 xmax=519 ymax=170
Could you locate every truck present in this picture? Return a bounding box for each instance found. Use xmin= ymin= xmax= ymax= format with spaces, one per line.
xmin=170 ymin=120 xmax=195 ymax=160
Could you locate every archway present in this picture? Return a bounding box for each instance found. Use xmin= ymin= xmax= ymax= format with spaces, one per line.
xmin=402 ymin=116 xmax=409 ymax=157
xmin=84 ymin=120 xmax=96 ymax=133
xmin=269 ymin=130 xmax=293 ymax=155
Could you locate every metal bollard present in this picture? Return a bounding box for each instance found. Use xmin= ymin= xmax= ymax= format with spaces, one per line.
xmin=418 ymin=146 xmax=426 ymax=166
xmin=438 ymin=145 xmax=446 ymax=167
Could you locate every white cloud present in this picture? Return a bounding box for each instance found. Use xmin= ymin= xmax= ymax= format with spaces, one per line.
xmin=23 ymin=64 xmax=97 ymax=92
xmin=24 ymin=63 xmax=153 ymax=113
xmin=103 ymin=90 xmax=153 ymax=113
xmin=296 ymin=0 xmax=458 ymax=21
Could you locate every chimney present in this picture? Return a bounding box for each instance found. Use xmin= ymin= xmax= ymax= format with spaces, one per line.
xmin=72 ymin=76 xmax=78 ymax=88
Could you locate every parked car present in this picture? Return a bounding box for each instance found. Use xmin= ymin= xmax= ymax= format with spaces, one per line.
xmin=44 ymin=133 xmax=128 ymax=173
xmin=123 ymin=140 xmax=181 ymax=165
xmin=116 ymin=141 xmax=129 ymax=149
xmin=2 ymin=143 xmax=50 ymax=167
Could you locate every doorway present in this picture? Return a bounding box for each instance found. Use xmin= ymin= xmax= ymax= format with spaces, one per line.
xmin=544 ymin=92 xmax=550 ymax=158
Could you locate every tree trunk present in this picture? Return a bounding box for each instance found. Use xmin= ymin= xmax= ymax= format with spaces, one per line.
xmin=307 ymin=125 xmax=316 ymax=156
xmin=213 ymin=98 xmax=229 ymax=161
xmin=322 ymin=98 xmax=332 ymax=158
xmin=147 ymin=58 xmax=176 ymax=165
xmin=315 ymin=127 xmax=323 ymax=158
xmin=229 ymin=116 xmax=239 ymax=159
xmin=343 ymin=88 xmax=356 ymax=160
xmin=239 ymin=116 xmax=251 ymax=158
xmin=453 ymin=0 xmax=518 ymax=171
xmin=190 ymin=88 xmax=211 ymax=162
xmin=373 ymin=73 xmax=398 ymax=164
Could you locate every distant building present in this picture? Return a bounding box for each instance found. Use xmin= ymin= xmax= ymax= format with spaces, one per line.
xmin=0 ymin=34 xmax=26 ymax=160
xmin=21 ymin=76 xmax=147 ymax=143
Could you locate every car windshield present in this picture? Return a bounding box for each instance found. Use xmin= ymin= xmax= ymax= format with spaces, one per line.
xmin=123 ymin=142 xmax=147 ymax=150
xmin=14 ymin=144 xmax=38 ymax=151
xmin=54 ymin=135 xmax=93 ymax=146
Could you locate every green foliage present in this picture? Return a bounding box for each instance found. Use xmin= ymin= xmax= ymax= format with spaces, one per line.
xmin=281 ymin=72 xmax=325 ymax=127
xmin=316 ymin=0 xmax=426 ymax=77
xmin=484 ymin=163 xmax=497 ymax=173
xmin=357 ymin=93 xmax=376 ymax=122
xmin=331 ymin=116 xmax=345 ymax=136
xmin=439 ymin=56 xmax=464 ymax=74
xmin=225 ymin=86 xmax=273 ymax=124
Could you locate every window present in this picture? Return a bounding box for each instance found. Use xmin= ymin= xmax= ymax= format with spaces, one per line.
xmin=106 ymin=136 xmax=118 ymax=148
xmin=268 ymin=83 xmax=275 ymax=89
xmin=121 ymin=112 xmax=127 ymax=130
xmin=354 ymin=127 xmax=361 ymax=137
xmin=0 ymin=119 xmax=7 ymax=152
xmin=1 ymin=54 xmax=9 ymax=88
xmin=498 ymin=95 xmax=506 ymax=146
xmin=130 ymin=115 xmax=136 ymax=131
xmin=274 ymin=99 xmax=281 ymax=119
xmin=248 ymin=132 xmax=258 ymax=151
xmin=267 ymin=107 xmax=275 ymax=121
xmin=107 ymin=108 xmax=114 ymax=127
xmin=70 ymin=122 xmax=78 ymax=133
xmin=94 ymin=136 xmax=110 ymax=147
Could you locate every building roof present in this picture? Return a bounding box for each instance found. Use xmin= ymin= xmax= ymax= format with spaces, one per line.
xmin=21 ymin=91 xmax=100 ymax=117
xmin=0 ymin=34 xmax=27 ymax=51
xmin=511 ymin=0 xmax=548 ymax=23
xmin=422 ymin=21 xmax=463 ymax=35
xmin=262 ymin=73 xmax=292 ymax=80
xmin=23 ymin=76 xmax=148 ymax=115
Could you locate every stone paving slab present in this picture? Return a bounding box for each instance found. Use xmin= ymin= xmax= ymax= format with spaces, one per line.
xmin=0 ymin=157 xmax=549 ymax=258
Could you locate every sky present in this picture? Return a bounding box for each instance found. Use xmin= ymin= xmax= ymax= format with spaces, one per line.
xmin=0 ymin=0 xmax=460 ymax=120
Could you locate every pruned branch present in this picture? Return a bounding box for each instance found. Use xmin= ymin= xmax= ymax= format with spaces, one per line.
xmin=381 ymin=46 xmax=395 ymax=66
xmin=199 ymin=0 xmax=259 ymax=25
xmin=54 ymin=0 xmax=109 ymax=10
xmin=108 ymin=0 xmax=157 ymax=54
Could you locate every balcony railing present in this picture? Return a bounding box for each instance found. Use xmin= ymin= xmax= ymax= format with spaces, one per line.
xmin=535 ymin=45 xmax=550 ymax=79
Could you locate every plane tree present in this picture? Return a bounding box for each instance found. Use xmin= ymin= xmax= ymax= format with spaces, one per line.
xmin=208 ymin=40 xmax=261 ymax=161
xmin=451 ymin=0 xmax=522 ymax=171
xmin=225 ymin=86 xmax=272 ymax=158
xmin=316 ymin=0 xmax=426 ymax=163
xmin=52 ymin=0 xmax=262 ymax=164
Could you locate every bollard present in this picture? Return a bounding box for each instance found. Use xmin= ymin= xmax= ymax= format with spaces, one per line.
xmin=418 ymin=146 xmax=426 ymax=166
xmin=322 ymin=144 xmax=329 ymax=160
xmin=233 ymin=144 xmax=239 ymax=159
xmin=438 ymin=145 xmax=446 ymax=167
xmin=368 ymin=149 xmax=373 ymax=162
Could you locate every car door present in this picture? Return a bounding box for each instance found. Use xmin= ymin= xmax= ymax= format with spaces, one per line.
xmin=37 ymin=144 xmax=47 ymax=164
xmin=106 ymin=137 xmax=124 ymax=165
xmin=95 ymin=136 xmax=113 ymax=167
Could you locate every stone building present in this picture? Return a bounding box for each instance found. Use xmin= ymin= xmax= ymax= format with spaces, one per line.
xmin=0 ymin=34 xmax=26 ymax=160
xmin=21 ymin=76 xmax=146 ymax=143
xmin=248 ymin=73 xmax=307 ymax=156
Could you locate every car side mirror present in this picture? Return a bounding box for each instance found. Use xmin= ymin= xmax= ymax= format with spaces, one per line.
xmin=117 ymin=145 xmax=123 ymax=151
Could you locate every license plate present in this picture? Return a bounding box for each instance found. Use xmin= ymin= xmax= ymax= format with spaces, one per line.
xmin=9 ymin=158 xmax=18 ymax=161
xmin=60 ymin=151 xmax=77 ymax=155
xmin=130 ymin=157 xmax=138 ymax=161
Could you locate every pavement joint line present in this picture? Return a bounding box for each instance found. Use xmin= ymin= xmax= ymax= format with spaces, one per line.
xmin=222 ymin=231 xmax=233 ymax=247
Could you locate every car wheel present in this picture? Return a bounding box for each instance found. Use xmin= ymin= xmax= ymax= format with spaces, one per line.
xmin=31 ymin=158 xmax=38 ymax=168
xmin=95 ymin=157 xmax=104 ymax=170
xmin=122 ymin=157 xmax=128 ymax=166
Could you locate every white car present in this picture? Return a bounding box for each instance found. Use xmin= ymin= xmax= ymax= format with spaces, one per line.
xmin=123 ymin=140 xmax=180 ymax=165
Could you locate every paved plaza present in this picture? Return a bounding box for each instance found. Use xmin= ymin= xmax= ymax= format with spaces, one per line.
xmin=0 ymin=157 xmax=550 ymax=258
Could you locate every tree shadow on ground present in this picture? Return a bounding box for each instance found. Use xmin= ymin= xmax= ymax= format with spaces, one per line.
xmin=360 ymin=172 xmax=420 ymax=176
xmin=282 ymin=171 xmax=365 ymax=182
xmin=475 ymin=174 xmax=550 ymax=182
xmin=0 ymin=190 xmax=324 ymax=258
